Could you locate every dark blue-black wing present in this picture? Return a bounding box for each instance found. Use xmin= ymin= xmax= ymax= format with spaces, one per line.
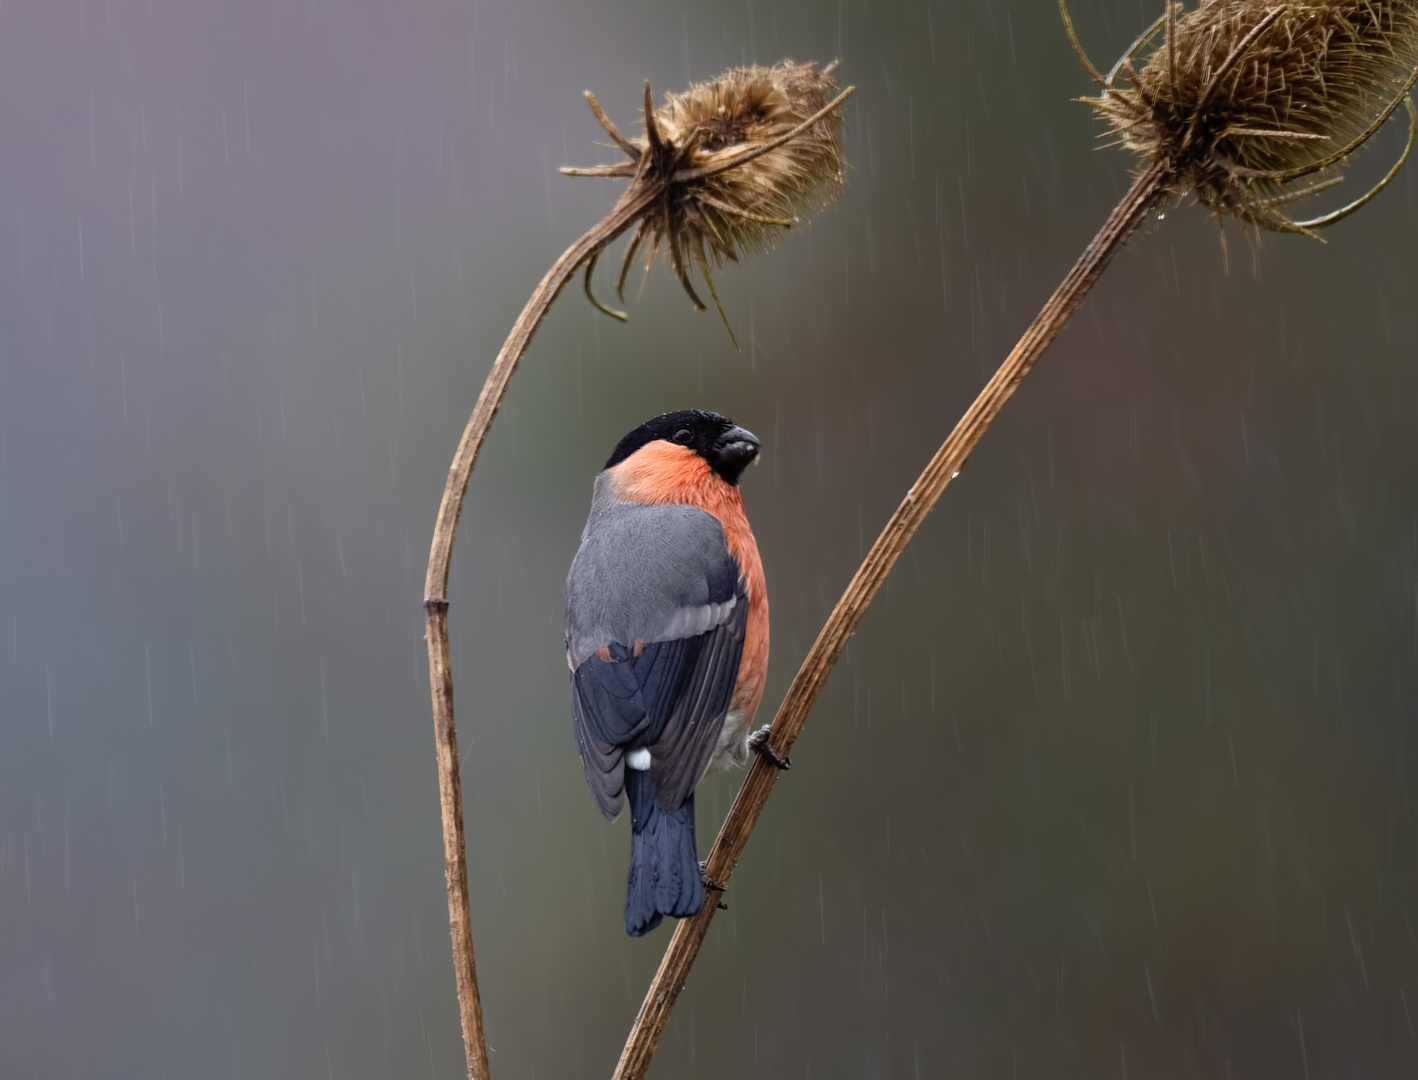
xmin=571 ymin=575 xmax=748 ymax=820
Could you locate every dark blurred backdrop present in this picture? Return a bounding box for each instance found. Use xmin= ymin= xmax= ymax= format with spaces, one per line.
xmin=1 ymin=0 xmax=1415 ymax=1076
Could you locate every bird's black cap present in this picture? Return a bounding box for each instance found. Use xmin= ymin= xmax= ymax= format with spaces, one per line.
xmin=605 ymin=410 xmax=761 ymax=485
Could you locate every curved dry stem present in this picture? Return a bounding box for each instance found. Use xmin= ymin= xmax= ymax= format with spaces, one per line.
xmin=584 ymin=250 xmax=629 ymax=321
xmin=672 ymin=85 xmax=856 ymax=182
xmin=1292 ymin=96 xmax=1417 ymax=228
xmin=610 ymin=160 xmax=1172 ymax=1080
xmin=1058 ymin=0 xmax=1108 ymax=87
xmin=422 ymin=182 xmax=655 ymax=1080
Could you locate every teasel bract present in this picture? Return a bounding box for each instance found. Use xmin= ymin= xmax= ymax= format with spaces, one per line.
xmin=420 ymin=60 xmax=851 ymax=1080
xmin=609 ymin=7 xmax=1418 ymax=1079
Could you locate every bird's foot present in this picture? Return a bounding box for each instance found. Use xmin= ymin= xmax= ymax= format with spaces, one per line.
xmin=699 ymin=861 xmax=729 ymax=909
xmin=748 ymin=725 xmax=790 ymax=770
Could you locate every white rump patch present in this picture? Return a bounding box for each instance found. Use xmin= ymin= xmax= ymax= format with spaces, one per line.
xmin=626 ymin=748 xmax=652 ymax=771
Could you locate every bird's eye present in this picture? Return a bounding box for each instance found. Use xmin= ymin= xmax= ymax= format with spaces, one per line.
xmin=673 ymin=428 xmax=693 ymax=444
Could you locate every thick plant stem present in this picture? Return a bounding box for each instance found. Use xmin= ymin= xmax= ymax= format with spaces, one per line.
xmin=611 ymin=160 xmax=1170 ymax=1080
xmin=423 ymin=183 xmax=655 ymax=1080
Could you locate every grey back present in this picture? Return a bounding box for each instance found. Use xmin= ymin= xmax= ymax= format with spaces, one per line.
xmin=564 ymin=474 xmax=739 ymax=668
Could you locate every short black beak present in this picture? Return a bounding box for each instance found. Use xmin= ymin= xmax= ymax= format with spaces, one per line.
xmin=713 ymin=425 xmax=760 ymax=483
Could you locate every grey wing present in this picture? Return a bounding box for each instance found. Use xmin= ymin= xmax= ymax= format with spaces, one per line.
xmin=565 ymin=493 xmax=746 ymax=818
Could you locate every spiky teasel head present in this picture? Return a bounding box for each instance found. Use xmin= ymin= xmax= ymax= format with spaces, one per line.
xmin=1067 ymin=0 xmax=1418 ymax=242
xmin=562 ymin=60 xmax=852 ymax=344
xmin=650 ymin=63 xmax=847 ymax=258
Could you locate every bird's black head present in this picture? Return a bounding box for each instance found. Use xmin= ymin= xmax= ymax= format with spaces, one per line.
xmin=605 ymin=409 xmax=761 ymax=485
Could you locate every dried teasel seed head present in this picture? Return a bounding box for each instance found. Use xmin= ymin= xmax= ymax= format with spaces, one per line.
xmin=650 ymin=61 xmax=848 ymax=257
xmin=1080 ymin=0 xmax=1418 ymax=236
xmin=562 ymin=60 xmax=852 ymax=343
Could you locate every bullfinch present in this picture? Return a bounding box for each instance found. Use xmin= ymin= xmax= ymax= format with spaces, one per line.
xmin=564 ymin=410 xmax=773 ymax=937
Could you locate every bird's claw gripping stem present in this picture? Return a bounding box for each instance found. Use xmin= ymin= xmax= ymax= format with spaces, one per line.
xmin=699 ymin=861 xmax=728 ymax=907
xmin=748 ymin=725 xmax=790 ymax=770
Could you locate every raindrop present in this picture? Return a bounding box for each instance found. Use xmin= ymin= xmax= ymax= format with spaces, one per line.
xmin=145 ymin=646 xmax=155 ymax=726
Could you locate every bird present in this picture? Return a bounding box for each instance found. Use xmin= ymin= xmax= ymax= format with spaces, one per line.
xmin=564 ymin=409 xmax=779 ymax=936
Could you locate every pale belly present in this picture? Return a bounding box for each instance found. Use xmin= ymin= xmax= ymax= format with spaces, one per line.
xmin=705 ymin=707 xmax=751 ymax=775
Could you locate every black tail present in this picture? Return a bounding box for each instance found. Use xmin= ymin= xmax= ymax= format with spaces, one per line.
xmin=624 ymin=767 xmax=703 ymax=937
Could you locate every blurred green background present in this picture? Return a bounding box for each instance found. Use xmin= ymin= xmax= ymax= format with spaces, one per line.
xmin=1 ymin=0 xmax=1415 ymax=1075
